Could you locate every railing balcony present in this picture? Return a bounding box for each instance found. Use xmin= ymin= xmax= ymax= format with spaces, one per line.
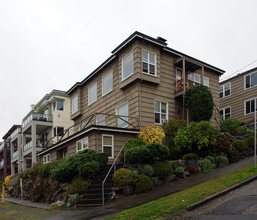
xmin=12 ymin=151 xmax=18 ymax=159
xmin=0 ymin=142 xmax=5 ymax=151
xmin=175 ymin=78 xmax=196 ymax=93
xmin=22 ymin=113 xmax=53 ymax=128
xmin=11 ymin=127 xmax=21 ymax=139
xmin=0 ymin=160 xmax=4 ymax=167
xmin=23 ymin=141 xmax=32 ymax=152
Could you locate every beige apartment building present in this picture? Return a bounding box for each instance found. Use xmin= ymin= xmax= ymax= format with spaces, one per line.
xmin=220 ymin=67 xmax=257 ymax=126
xmin=37 ymin=31 xmax=224 ymax=163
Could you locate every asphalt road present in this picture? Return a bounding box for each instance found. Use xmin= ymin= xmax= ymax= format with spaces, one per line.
xmin=182 ymin=179 xmax=257 ymax=220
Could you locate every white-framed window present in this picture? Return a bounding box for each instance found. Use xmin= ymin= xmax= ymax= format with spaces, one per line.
xmin=76 ymin=137 xmax=88 ymax=153
xmin=142 ymin=50 xmax=156 ymax=76
xmin=102 ymin=134 xmax=114 ymax=158
xmin=43 ymin=154 xmax=50 ymax=164
xmin=88 ymin=82 xmax=97 ymax=105
xmin=204 ymin=77 xmax=209 ymax=87
xmin=245 ymin=71 xmax=257 ymax=89
xmin=53 ymin=127 xmax=64 ymax=137
xmin=116 ymin=102 xmax=129 ymax=128
xmin=122 ymin=51 xmax=134 ymax=81
xmin=188 ymin=73 xmax=200 ymax=86
xmin=72 ymin=95 xmax=78 ymax=114
xmin=154 ymin=100 xmax=168 ymax=125
xmin=53 ymin=100 xmax=64 ymax=111
xmin=102 ymin=70 xmax=113 ymax=96
xmin=220 ymin=107 xmax=231 ymax=120
xmin=96 ymin=115 xmax=106 ymax=126
xmin=245 ymin=98 xmax=257 ymax=115
xmin=220 ymin=82 xmax=231 ymax=99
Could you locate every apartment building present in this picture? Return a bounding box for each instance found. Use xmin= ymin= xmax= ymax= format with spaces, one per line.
xmin=37 ymin=31 xmax=224 ymax=163
xmin=21 ymin=90 xmax=73 ymax=171
xmin=220 ymin=67 xmax=257 ymax=125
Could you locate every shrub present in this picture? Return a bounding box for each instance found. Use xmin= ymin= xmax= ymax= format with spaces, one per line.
xmin=125 ymin=137 xmax=144 ymax=150
xmin=201 ymin=159 xmax=215 ymax=172
xmin=142 ymin=164 xmax=154 ymax=177
xmin=182 ymin=153 xmax=198 ymax=161
xmin=152 ymin=161 xmax=172 ymax=179
xmin=4 ymin=175 xmax=12 ymax=186
xmin=78 ymin=161 xmax=100 ymax=179
xmin=135 ymin=175 xmax=153 ymax=194
xmin=163 ymin=119 xmax=187 ymax=139
xmin=138 ymin=125 xmax=165 ymax=145
xmin=146 ymin=143 xmax=169 ymax=160
xmin=244 ymin=135 xmax=254 ymax=149
xmin=233 ymin=140 xmax=248 ymax=152
xmin=112 ymin=168 xmax=137 ymax=187
xmin=220 ymin=118 xmax=243 ymax=134
xmin=96 ymin=153 xmax=108 ymax=165
xmin=216 ymin=155 xmax=229 ymax=168
xmin=126 ymin=145 xmax=152 ymax=164
xmin=175 ymin=166 xmax=184 ymax=176
xmin=205 ymin=156 xmax=215 ymax=164
xmin=185 ymin=85 xmax=214 ymax=122
xmin=215 ymin=132 xmax=235 ymax=155
xmin=68 ymin=177 xmax=89 ymax=195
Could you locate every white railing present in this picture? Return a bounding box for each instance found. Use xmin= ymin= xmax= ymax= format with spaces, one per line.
xmin=12 ymin=151 xmax=18 ymax=159
xmin=0 ymin=142 xmax=5 ymax=151
xmin=22 ymin=113 xmax=53 ymax=128
xmin=0 ymin=160 xmax=4 ymax=167
xmin=11 ymin=127 xmax=21 ymax=139
xmin=23 ymin=141 xmax=32 ymax=152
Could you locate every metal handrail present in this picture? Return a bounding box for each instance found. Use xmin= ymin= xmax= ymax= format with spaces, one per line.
xmin=102 ymin=144 xmax=125 ymax=206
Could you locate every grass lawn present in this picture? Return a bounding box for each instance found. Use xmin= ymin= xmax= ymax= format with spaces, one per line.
xmin=0 ymin=201 xmax=60 ymax=220
xmin=106 ymin=164 xmax=257 ymax=220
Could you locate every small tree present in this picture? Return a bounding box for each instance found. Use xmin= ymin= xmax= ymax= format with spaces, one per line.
xmin=185 ymin=85 xmax=214 ymax=122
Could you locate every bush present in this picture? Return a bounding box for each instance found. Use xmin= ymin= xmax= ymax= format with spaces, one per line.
xmin=96 ymin=153 xmax=108 ymax=165
xmin=135 ymin=175 xmax=153 ymax=194
xmin=215 ymin=132 xmax=235 ymax=155
xmin=68 ymin=177 xmax=89 ymax=195
xmin=233 ymin=140 xmax=248 ymax=152
xmin=112 ymin=168 xmax=137 ymax=187
xmin=182 ymin=153 xmax=198 ymax=161
xmin=142 ymin=164 xmax=154 ymax=177
xmin=220 ymin=118 xmax=243 ymax=134
xmin=244 ymin=135 xmax=254 ymax=149
xmin=152 ymin=161 xmax=172 ymax=179
xmin=4 ymin=175 xmax=12 ymax=187
xmin=138 ymin=125 xmax=165 ymax=145
xmin=126 ymin=145 xmax=152 ymax=164
xmin=125 ymin=137 xmax=144 ymax=149
xmin=205 ymin=156 xmax=215 ymax=165
xmin=146 ymin=143 xmax=169 ymax=160
xmin=175 ymin=166 xmax=184 ymax=176
xmin=185 ymin=85 xmax=214 ymax=122
xmin=78 ymin=161 xmax=100 ymax=179
xmin=201 ymin=159 xmax=215 ymax=172
xmin=216 ymin=155 xmax=229 ymax=168
xmin=163 ymin=119 xmax=187 ymax=139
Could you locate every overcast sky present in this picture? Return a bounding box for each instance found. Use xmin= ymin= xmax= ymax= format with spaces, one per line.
xmin=1 ymin=0 xmax=257 ymax=140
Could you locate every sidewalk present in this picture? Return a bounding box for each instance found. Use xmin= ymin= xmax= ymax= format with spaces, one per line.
xmin=4 ymin=156 xmax=255 ymax=220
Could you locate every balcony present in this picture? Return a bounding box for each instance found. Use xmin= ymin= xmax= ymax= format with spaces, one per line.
xmin=0 ymin=160 xmax=4 ymax=167
xmin=12 ymin=151 xmax=18 ymax=159
xmin=22 ymin=113 xmax=53 ymax=128
xmin=23 ymin=141 xmax=32 ymax=152
xmin=175 ymin=78 xmax=196 ymax=93
xmin=0 ymin=142 xmax=5 ymax=151
xmin=11 ymin=127 xmax=21 ymax=139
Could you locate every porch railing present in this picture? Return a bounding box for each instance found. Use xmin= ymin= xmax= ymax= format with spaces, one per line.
xmin=23 ymin=141 xmax=32 ymax=152
xmin=11 ymin=127 xmax=21 ymax=139
xmin=175 ymin=78 xmax=196 ymax=92
xmin=22 ymin=113 xmax=53 ymax=128
xmin=12 ymin=151 xmax=18 ymax=159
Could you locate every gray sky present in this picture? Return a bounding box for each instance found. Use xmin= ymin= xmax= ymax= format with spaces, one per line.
xmin=1 ymin=0 xmax=257 ymax=140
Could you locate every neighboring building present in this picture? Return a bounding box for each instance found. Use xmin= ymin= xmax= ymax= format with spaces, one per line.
xmin=220 ymin=67 xmax=257 ymax=126
xmin=21 ymin=90 xmax=73 ymax=171
xmin=37 ymin=31 xmax=224 ymax=164
xmin=0 ymin=131 xmax=12 ymax=180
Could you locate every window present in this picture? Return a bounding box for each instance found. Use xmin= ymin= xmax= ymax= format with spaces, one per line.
xmin=188 ymin=73 xmax=200 ymax=86
xmin=102 ymin=71 xmax=113 ymax=96
xmin=88 ymin=82 xmax=97 ymax=105
xmin=220 ymin=82 xmax=231 ymax=98
xmin=76 ymin=137 xmax=88 ymax=153
xmin=53 ymin=127 xmax=64 ymax=137
xmin=43 ymin=154 xmax=50 ymax=164
xmin=102 ymin=135 xmax=113 ymax=158
xmin=72 ymin=95 xmax=78 ymax=114
xmin=53 ymin=100 xmax=64 ymax=111
xmin=154 ymin=100 xmax=168 ymax=124
xmin=142 ymin=50 xmax=156 ymax=76
xmin=122 ymin=51 xmax=133 ymax=80
xmin=204 ymin=77 xmax=209 ymax=87
xmin=220 ymin=107 xmax=231 ymax=120
xmin=245 ymin=98 xmax=257 ymax=115
xmin=116 ymin=103 xmax=128 ymax=127
xmin=96 ymin=115 xmax=106 ymax=126
xmin=245 ymin=71 xmax=257 ymax=89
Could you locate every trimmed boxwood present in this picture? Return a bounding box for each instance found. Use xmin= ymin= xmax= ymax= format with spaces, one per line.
xmin=135 ymin=175 xmax=153 ymax=194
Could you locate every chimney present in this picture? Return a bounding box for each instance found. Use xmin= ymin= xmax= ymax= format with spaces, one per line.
xmin=157 ymin=36 xmax=167 ymax=45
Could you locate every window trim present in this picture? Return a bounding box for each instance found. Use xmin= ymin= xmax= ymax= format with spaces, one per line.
xmin=53 ymin=126 xmax=64 ymax=137
xmin=88 ymin=82 xmax=98 ymax=106
xmin=244 ymin=71 xmax=257 ymax=90
xmin=142 ymin=49 xmax=157 ymax=77
xmin=76 ymin=137 xmax=88 ymax=153
xmin=154 ymin=100 xmax=168 ymax=125
xmin=116 ymin=102 xmax=129 ymax=128
xmin=102 ymin=70 xmax=113 ymax=97
xmin=102 ymin=134 xmax=114 ymax=159
xmin=122 ymin=51 xmax=134 ymax=81
xmin=72 ymin=95 xmax=78 ymax=114
xmin=43 ymin=154 xmax=50 ymax=164
xmin=220 ymin=106 xmax=231 ymax=120
xmin=244 ymin=97 xmax=257 ymax=115
xmin=220 ymin=82 xmax=231 ymax=99
xmin=203 ymin=77 xmax=209 ymax=87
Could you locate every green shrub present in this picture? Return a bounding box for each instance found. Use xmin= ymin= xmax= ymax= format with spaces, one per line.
xmin=216 ymin=155 xmax=229 ymax=168
xmin=152 ymin=161 xmax=172 ymax=179
xmin=68 ymin=177 xmax=89 ymax=195
xmin=126 ymin=145 xmax=152 ymax=164
xmin=215 ymin=132 xmax=235 ymax=155
xmin=163 ymin=119 xmax=187 ymax=140
xmin=125 ymin=137 xmax=144 ymax=150
xmin=175 ymin=166 xmax=184 ymax=176
xmin=135 ymin=175 xmax=153 ymax=194
xmin=146 ymin=143 xmax=169 ymax=160
xmin=201 ymin=159 xmax=215 ymax=172
xmin=96 ymin=153 xmax=108 ymax=165
xmin=220 ymin=118 xmax=243 ymax=134
xmin=112 ymin=168 xmax=137 ymax=187
xmin=233 ymin=140 xmax=248 ymax=152
xmin=78 ymin=161 xmax=100 ymax=179
xmin=142 ymin=164 xmax=154 ymax=177
xmin=205 ymin=156 xmax=215 ymax=164
xmin=182 ymin=153 xmax=198 ymax=161
xmin=244 ymin=135 xmax=254 ymax=149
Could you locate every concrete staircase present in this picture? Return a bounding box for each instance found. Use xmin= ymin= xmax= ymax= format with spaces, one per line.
xmin=77 ymin=163 xmax=123 ymax=207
